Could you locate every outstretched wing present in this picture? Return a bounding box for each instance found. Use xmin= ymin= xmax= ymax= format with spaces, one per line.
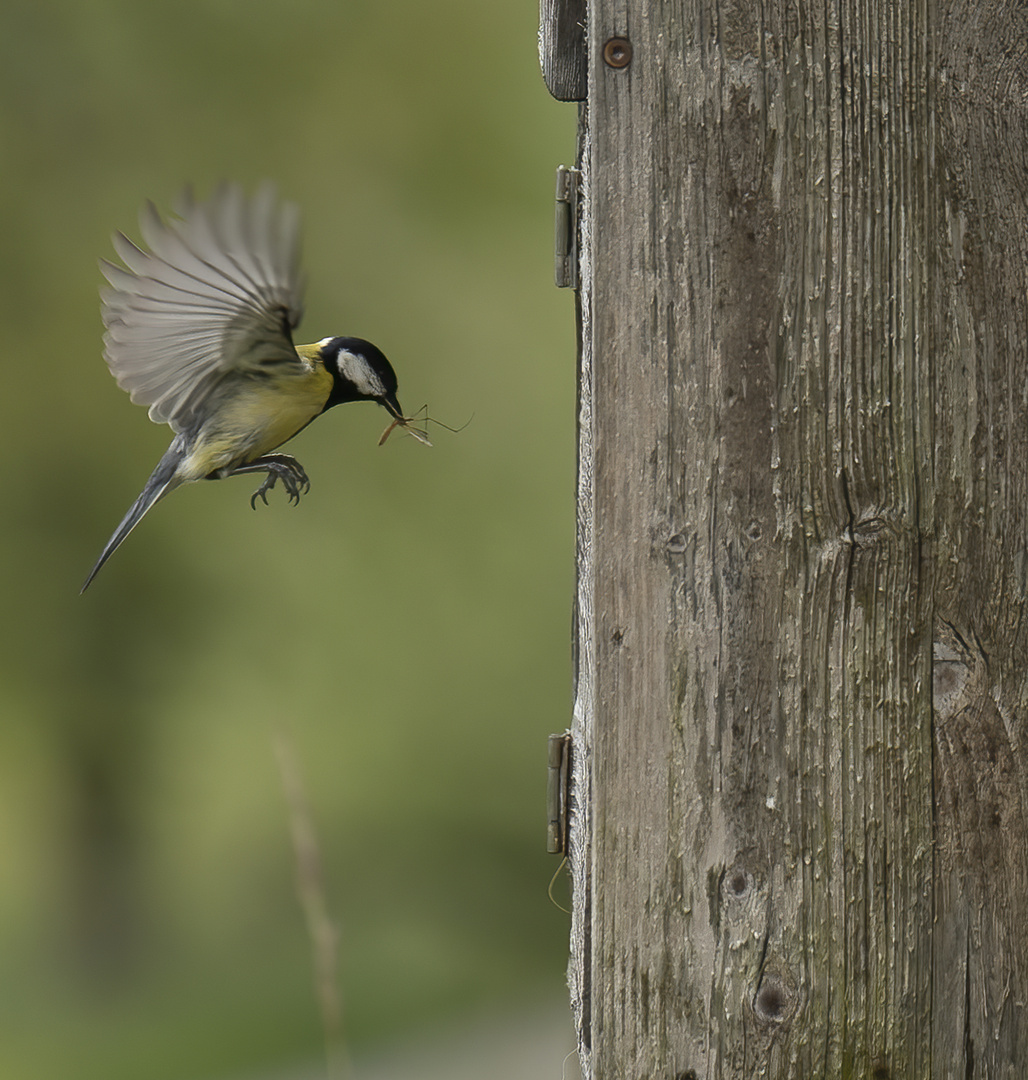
xmin=100 ymin=181 xmax=305 ymax=434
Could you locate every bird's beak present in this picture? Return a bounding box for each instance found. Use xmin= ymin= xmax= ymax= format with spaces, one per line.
xmin=382 ymin=392 xmax=404 ymax=420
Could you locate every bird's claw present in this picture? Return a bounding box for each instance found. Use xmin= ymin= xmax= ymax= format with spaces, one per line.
xmin=280 ymin=464 xmax=310 ymax=505
xmin=245 ymin=457 xmax=310 ymax=509
xmin=250 ymin=477 xmax=274 ymax=509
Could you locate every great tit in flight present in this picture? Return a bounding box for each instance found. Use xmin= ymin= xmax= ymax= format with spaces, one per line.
xmin=82 ymin=182 xmax=412 ymax=592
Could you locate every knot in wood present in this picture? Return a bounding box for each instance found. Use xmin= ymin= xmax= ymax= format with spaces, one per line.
xmin=753 ymin=973 xmax=796 ymax=1025
xmin=723 ymin=866 xmax=752 ymax=900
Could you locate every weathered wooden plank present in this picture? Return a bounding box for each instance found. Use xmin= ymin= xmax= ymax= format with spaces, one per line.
xmin=930 ymin=3 xmax=1028 ymax=1074
xmin=568 ymin=0 xmax=1028 ymax=1076
xmin=539 ymin=0 xmax=587 ymax=102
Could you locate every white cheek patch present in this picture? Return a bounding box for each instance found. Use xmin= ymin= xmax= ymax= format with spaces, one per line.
xmin=338 ymin=349 xmax=386 ymax=397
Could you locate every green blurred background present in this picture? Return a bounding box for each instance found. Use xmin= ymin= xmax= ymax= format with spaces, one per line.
xmin=0 ymin=1 xmax=577 ymax=1076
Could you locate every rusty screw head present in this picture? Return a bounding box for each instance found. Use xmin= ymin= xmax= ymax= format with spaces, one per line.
xmin=603 ymin=37 xmax=633 ymax=69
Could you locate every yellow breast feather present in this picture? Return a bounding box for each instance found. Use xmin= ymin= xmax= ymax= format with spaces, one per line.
xmin=178 ymin=362 xmax=334 ymax=481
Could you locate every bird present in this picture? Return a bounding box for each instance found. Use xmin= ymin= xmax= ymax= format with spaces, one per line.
xmin=81 ymin=181 xmax=418 ymax=592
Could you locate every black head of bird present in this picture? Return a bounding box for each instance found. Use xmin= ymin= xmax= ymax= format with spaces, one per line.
xmin=318 ymin=336 xmax=402 ymax=415
xmin=81 ymin=183 xmax=423 ymax=593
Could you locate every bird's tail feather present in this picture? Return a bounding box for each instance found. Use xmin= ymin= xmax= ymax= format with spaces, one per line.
xmin=80 ymin=443 xmax=186 ymax=593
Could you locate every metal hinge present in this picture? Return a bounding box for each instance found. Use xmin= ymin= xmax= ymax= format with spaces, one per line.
xmin=547 ymin=731 xmax=573 ymax=854
xmin=554 ymin=165 xmax=581 ymax=289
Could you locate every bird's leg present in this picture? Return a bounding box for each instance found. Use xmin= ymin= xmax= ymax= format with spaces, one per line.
xmin=219 ymin=455 xmax=311 ymax=508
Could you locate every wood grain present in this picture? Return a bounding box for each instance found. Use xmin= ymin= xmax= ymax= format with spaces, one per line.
xmin=569 ymin=1 xmax=1028 ymax=1076
xmin=539 ymin=0 xmax=587 ymax=102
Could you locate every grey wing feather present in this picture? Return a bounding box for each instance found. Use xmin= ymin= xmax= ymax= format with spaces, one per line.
xmin=100 ymin=181 xmax=305 ymax=433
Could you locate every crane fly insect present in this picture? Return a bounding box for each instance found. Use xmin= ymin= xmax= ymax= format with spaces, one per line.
xmin=378 ymin=405 xmax=472 ymax=447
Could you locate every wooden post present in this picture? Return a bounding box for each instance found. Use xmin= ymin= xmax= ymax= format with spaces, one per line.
xmin=541 ymin=1 xmax=1028 ymax=1076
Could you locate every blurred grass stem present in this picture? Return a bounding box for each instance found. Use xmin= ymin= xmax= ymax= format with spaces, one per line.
xmin=274 ymin=729 xmax=350 ymax=1080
